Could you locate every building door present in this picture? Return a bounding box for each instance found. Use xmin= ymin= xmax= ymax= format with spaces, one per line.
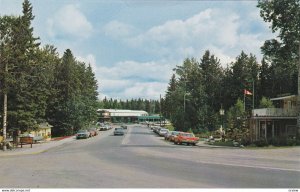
xmin=266 ymin=121 xmax=273 ymax=139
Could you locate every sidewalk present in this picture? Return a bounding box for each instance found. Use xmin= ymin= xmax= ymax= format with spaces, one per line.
xmin=0 ymin=136 xmax=75 ymax=157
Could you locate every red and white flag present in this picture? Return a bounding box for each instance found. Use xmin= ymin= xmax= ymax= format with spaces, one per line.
xmin=244 ymin=89 xmax=252 ymax=95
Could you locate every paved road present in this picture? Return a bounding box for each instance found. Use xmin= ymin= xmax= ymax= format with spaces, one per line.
xmin=0 ymin=124 xmax=299 ymax=188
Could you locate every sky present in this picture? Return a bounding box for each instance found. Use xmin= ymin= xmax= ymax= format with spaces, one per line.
xmin=0 ymin=0 xmax=276 ymax=100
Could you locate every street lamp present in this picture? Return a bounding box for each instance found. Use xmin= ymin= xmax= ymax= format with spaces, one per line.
xmin=219 ymin=106 xmax=225 ymax=140
xmin=183 ymin=92 xmax=191 ymax=131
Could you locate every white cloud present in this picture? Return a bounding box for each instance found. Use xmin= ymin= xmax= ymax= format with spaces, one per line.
xmin=47 ymin=4 xmax=93 ymax=39
xmin=103 ymin=20 xmax=137 ymax=39
xmin=99 ymin=60 xmax=173 ymax=82
xmin=125 ymin=8 xmax=268 ymax=64
xmin=77 ymin=54 xmax=98 ymax=72
xmin=75 ymin=53 xmax=172 ymax=99
xmin=96 ymin=60 xmax=174 ymax=99
xmin=122 ymin=82 xmax=167 ymax=99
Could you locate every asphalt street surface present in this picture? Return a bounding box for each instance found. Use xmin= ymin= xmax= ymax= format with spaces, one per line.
xmin=0 ymin=124 xmax=299 ymax=188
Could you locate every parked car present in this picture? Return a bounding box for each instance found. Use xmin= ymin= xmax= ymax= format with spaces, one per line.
xmin=104 ymin=123 xmax=113 ymax=129
xmin=169 ymin=131 xmax=182 ymax=142
xmin=165 ymin=131 xmax=179 ymax=141
xmin=99 ymin=125 xmax=111 ymax=131
xmin=88 ymin=128 xmax=98 ymax=137
xmin=164 ymin=131 xmax=172 ymax=140
xmin=113 ymin=127 xmax=125 ymax=136
xmin=76 ymin=130 xmax=90 ymax=139
xmin=99 ymin=126 xmax=107 ymax=131
xmin=174 ymin=132 xmax=199 ymax=145
xmin=121 ymin=125 xmax=127 ymax=129
xmin=158 ymin=128 xmax=169 ymax=137
xmin=153 ymin=127 xmax=163 ymax=134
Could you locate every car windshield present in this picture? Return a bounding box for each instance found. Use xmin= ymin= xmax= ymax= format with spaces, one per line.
xmin=172 ymin=131 xmax=180 ymax=135
xmin=182 ymin=133 xmax=194 ymax=137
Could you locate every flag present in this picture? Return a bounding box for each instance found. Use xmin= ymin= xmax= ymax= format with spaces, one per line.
xmin=244 ymin=89 xmax=252 ymax=95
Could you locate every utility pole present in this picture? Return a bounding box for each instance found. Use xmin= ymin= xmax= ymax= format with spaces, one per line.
xmin=159 ymin=94 xmax=162 ymax=127
xmin=297 ymin=41 xmax=300 ymax=139
xmin=2 ymin=61 xmax=8 ymax=151
xmin=252 ymin=79 xmax=255 ymax=109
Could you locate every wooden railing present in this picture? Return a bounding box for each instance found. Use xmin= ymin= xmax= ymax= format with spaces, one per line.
xmin=252 ymin=108 xmax=297 ymax=117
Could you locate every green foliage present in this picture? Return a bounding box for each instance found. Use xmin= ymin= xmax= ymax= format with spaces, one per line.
xmin=259 ymin=97 xmax=274 ymax=108
xmin=48 ymin=49 xmax=98 ymax=136
xmin=164 ymin=57 xmax=207 ymax=132
xmin=165 ymin=124 xmax=174 ymax=131
xmin=257 ymin=0 xmax=299 ymax=96
xmin=225 ymin=99 xmax=249 ymax=142
xmin=98 ymin=98 xmax=161 ymax=115
xmin=223 ymin=52 xmax=260 ymax=109
xmin=254 ymin=138 xmax=269 ymax=147
xmin=0 ymin=1 xmax=98 ymax=136
xmin=268 ymin=137 xmax=299 ymax=146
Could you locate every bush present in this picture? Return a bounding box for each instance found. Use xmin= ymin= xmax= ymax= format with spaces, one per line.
xmin=241 ymin=137 xmax=252 ymax=146
xmin=287 ymin=138 xmax=297 ymax=146
xmin=268 ymin=138 xmax=280 ymax=146
xmin=254 ymin=138 xmax=268 ymax=147
xmin=268 ymin=137 xmax=298 ymax=146
xmin=212 ymin=140 xmax=234 ymax=147
xmin=165 ymin=124 xmax=174 ymax=131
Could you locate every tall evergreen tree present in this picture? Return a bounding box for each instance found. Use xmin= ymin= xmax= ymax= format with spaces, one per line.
xmin=3 ymin=0 xmax=42 ymax=132
xmin=257 ymin=0 xmax=299 ymax=96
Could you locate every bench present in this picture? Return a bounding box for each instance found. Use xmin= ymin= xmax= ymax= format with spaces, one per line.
xmin=19 ymin=137 xmax=33 ymax=148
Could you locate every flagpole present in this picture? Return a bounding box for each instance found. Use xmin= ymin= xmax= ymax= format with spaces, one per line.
xmin=252 ymin=79 xmax=255 ymax=109
xmin=244 ymin=89 xmax=246 ymax=111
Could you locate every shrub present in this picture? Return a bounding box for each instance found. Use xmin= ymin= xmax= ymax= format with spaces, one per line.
xmin=286 ymin=138 xmax=297 ymax=146
xmin=269 ymin=137 xmax=298 ymax=146
xmin=254 ymin=138 xmax=268 ymax=147
xmin=165 ymin=124 xmax=175 ymax=131
xmin=241 ymin=137 xmax=252 ymax=146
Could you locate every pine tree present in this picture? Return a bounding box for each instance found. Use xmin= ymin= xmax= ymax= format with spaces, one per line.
xmin=4 ymin=0 xmax=42 ymax=132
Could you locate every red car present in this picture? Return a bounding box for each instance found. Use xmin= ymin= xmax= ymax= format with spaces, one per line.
xmin=88 ymin=128 xmax=98 ymax=137
xmin=174 ymin=132 xmax=199 ymax=146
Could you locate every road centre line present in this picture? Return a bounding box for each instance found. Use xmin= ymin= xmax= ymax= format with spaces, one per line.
xmin=195 ymin=159 xmax=300 ymax=173
xmin=121 ymin=126 xmax=132 ymax=145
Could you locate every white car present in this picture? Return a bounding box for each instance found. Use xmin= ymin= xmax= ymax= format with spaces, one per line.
xmin=158 ymin=128 xmax=169 ymax=137
xmin=114 ymin=128 xmax=125 ymax=136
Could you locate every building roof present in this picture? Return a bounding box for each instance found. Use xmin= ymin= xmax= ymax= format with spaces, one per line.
xmin=270 ymin=95 xmax=297 ymax=101
xmin=97 ymin=109 xmax=148 ymax=117
xmin=97 ymin=109 xmax=148 ymax=113
xmin=138 ymin=115 xmax=163 ymax=120
xmin=38 ymin=123 xmax=53 ymax=129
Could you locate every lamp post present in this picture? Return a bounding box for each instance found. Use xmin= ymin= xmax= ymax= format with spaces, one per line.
xmin=183 ymin=92 xmax=190 ymax=131
xmin=2 ymin=61 xmax=8 ymax=151
xmin=219 ymin=106 xmax=225 ymax=141
xmin=297 ymin=40 xmax=300 ymax=139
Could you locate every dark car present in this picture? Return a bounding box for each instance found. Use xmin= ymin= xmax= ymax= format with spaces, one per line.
xmin=121 ymin=125 xmax=127 ymax=129
xmin=76 ymin=130 xmax=90 ymax=139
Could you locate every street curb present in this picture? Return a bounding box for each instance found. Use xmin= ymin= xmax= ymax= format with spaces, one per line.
xmin=0 ymin=137 xmax=75 ymax=157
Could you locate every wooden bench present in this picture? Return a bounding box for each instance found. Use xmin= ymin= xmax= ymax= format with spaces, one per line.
xmin=19 ymin=137 xmax=33 ymax=148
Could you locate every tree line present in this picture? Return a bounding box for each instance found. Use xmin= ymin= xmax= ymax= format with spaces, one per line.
xmin=0 ymin=0 xmax=98 ymax=136
xmin=162 ymin=0 xmax=300 ymax=136
xmin=98 ymin=98 xmax=161 ymax=115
